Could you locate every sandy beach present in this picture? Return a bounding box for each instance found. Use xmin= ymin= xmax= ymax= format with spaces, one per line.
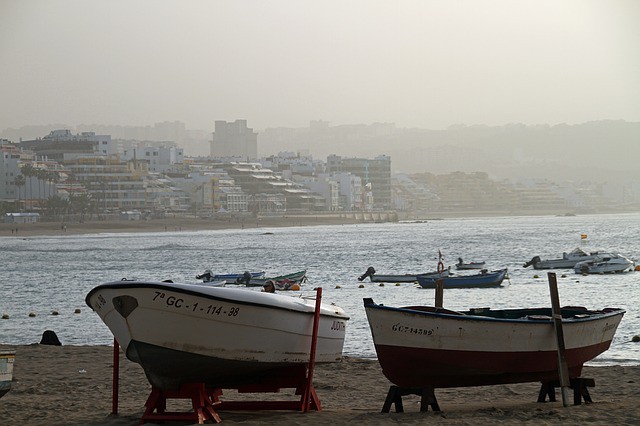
xmin=1 ymin=344 xmax=639 ymax=425
xmin=0 ymin=215 xmax=364 ymax=238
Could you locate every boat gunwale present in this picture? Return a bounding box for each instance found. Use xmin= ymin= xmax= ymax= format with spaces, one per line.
xmin=86 ymin=281 xmax=349 ymax=320
xmin=364 ymin=299 xmax=625 ymax=325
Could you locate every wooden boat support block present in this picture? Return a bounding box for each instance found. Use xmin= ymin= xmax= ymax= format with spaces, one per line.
xmin=381 ymin=385 xmax=440 ymax=413
xmin=537 ymin=378 xmax=595 ymax=405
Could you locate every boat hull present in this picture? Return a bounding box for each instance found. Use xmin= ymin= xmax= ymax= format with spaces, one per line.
xmin=574 ymin=257 xmax=634 ymax=274
xmin=455 ymin=262 xmax=486 ymax=270
xmin=417 ymin=269 xmax=507 ymax=289
xmin=126 ymin=340 xmax=314 ymax=389
xmin=245 ymin=270 xmax=307 ymax=287
xmin=0 ymin=350 xmax=15 ymax=398
xmin=86 ymin=281 xmax=348 ymax=390
xmin=364 ymin=299 xmax=624 ymax=388
xmin=524 ymin=248 xmax=600 ymax=269
xmin=533 ymin=259 xmax=586 ymax=269
xmin=369 ymin=270 xmax=450 ymax=283
xmin=212 ymin=271 xmax=265 ymax=284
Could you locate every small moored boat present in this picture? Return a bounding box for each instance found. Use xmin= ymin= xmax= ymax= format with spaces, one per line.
xmin=416 ymin=268 xmax=508 ymax=289
xmin=196 ymin=270 xmax=266 ymax=284
xmin=358 ymin=266 xmax=450 ymax=283
xmin=523 ymin=248 xmax=599 ymax=270
xmin=245 ymin=270 xmax=308 ymax=287
xmin=363 ymin=298 xmax=624 ymax=388
xmin=455 ymin=258 xmax=486 ymax=270
xmin=574 ymin=253 xmax=634 ymax=274
xmin=86 ymin=280 xmax=348 ymax=390
xmin=0 ymin=350 xmax=15 ymax=398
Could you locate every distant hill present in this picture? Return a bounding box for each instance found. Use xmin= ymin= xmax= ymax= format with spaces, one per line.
xmin=259 ymin=120 xmax=640 ymax=184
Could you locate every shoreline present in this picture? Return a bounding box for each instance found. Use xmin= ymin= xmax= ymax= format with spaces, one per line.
xmin=1 ymin=344 xmax=639 ymax=425
xmin=0 ymin=216 xmax=364 ymax=237
xmin=2 ymin=211 xmax=638 ymax=238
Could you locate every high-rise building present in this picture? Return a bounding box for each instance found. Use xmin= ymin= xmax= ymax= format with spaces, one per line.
xmin=210 ymin=120 xmax=257 ymax=160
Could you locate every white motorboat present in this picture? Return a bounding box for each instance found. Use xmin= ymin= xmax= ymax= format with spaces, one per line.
xmin=523 ymin=247 xmax=600 ymax=269
xmin=455 ymin=258 xmax=486 ymax=270
xmin=574 ymin=253 xmax=634 ymax=274
xmin=86 ymin=280 xmax=349 ymax=390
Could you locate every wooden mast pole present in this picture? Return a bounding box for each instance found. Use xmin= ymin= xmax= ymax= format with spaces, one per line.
xmin=548 ymin=272 xmax=571 ymax=407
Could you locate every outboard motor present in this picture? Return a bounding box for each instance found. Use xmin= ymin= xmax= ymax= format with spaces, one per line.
xmin=523 ymin=256 xmax=541 ymax=268
xmin=196 ymin=269 xmax=213 ymax=282
xmin=358 ymin=266 xmax=376 ymax=282
xmin=237 ymin=270 xmax=252 ymax=284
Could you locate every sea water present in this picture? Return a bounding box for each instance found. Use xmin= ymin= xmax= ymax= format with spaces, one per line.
xmin=1 ymin=213 xmax=638 ymax=366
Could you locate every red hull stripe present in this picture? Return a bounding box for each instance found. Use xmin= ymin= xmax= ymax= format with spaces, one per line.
xmin=374 ymin=341 xmax=611 ymax=388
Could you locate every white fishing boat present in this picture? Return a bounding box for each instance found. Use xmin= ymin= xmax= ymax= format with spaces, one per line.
xmin=86 ymin=280 xmax=349 ymax=390
xmin=0 ymin=350 xmax=15 ymax=398
xmin=574 ymin=253 xmax=634 ymax=274
xmin=364 ymin=299 xmax=624 ymax=388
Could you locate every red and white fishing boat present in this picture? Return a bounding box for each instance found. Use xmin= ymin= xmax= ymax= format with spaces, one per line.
xmin=363 ymin=298 xmax=624 ymax=388
xmin=86 ymin=281 xmax=349 ymax=390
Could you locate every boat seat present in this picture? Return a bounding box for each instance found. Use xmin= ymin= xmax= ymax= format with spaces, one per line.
xmin=524 ymin=315 xmax=552 ymax=321
xmin=403 ymin=306 xmax=465 ymax=316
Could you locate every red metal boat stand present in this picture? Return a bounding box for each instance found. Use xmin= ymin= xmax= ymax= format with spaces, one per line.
xmin=127 ymin=288 xmax=324 ymax=424
xmin=141 ymin=383 xmax=222 ymax=424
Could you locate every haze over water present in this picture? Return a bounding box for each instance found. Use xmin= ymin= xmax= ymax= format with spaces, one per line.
xmin=1 ymin=213 xmax=638 ymax=366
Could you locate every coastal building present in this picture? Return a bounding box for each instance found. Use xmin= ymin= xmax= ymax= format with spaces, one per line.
xmin=328 ymin=172 xmax=363 ymax=211
xmin=326 ymin=154 xmax=391 ymax=210
xmin=0 ymin=144 xmax=22 ymax=201
xmin=18 ymin=130 xmax=111 ymax=161
xmin=299 ymin=175 xmax=340 ymax=211
xmin=64 ymin=156 xmax=149 ymax=212
xmin=121 ymin=145 xmax=184 ymax=173
xmin=4 ymin=212 xmax=40 ymax=223
xmin=1 ymin=142 xmax=69 ymax=208
xmin=211 ymin=120 xmax=258 ymax=160
xmin=223 ymin=162 xmax=325 ymax=212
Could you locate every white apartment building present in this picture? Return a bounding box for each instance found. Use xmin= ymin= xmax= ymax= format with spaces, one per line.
xmin=0 ymin=144 xmax=22 ymax=200
xmin=301 ymin=176 xmax=340 ymax=211
xmin=122 ymin=145 xmax=184 ymax=173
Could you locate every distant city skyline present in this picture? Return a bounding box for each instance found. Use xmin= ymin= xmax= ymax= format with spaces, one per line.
xmin=1 ymin=1 xmax=639 ymax=131
xmin=3 ymin=119 xmax=638 ymax=188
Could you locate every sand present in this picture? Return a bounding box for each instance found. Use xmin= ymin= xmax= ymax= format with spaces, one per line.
xmin=1 ymin=344 xmax=639 ymax=425
xmin=0 ymin=215 xmax=363 ymax=238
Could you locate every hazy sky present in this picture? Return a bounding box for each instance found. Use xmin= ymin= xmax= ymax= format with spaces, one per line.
xmin=1 ymin=0 xmax=639 ymax=131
